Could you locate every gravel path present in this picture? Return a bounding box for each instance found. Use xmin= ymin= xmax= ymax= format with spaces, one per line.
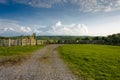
xmin=0 ymin=44 xmax=78 ymax=80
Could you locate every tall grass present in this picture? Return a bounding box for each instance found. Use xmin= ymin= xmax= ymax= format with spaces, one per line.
xmin=58 ymin=44 xmax=120 ymax=80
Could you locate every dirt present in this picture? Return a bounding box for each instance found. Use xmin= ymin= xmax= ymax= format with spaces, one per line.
xmin=0 ymin=44 xmax=79 ymax=80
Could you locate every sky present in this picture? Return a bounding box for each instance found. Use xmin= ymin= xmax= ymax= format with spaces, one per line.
xmin=0 ymin=0 xmax=120 ymax=36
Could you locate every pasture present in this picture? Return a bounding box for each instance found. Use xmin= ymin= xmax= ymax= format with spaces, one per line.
xmin=58 ymin=44 xmax=120 ymax=80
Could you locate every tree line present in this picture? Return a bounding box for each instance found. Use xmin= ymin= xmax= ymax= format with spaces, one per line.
xmin=37 ymin=33 xmax=120 ymax=46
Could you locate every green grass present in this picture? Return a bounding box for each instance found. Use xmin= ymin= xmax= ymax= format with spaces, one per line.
xmin=0 ymin=45 xmax=45 ymax=57
xmin=0 ymin=45 xmax=45 ymax=65
xmin=58 ymin=44 xmax=120 ymax=80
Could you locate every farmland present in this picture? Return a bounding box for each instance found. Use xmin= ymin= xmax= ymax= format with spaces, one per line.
xmin=58 ymin=44 xmax=120 ymax=80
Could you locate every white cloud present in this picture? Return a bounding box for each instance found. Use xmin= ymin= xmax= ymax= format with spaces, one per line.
xmin=0 ymin=19 xmax=34 ymax=36
xmin=3 ymin=27 xmax=15 ymax=31
xmin=33 ymin=29 xmax=43 ymax=34
xmin=47 ymin=21 xmax=89 ymax=36
xmin=1 ymin=19 xmax=119 ymax=36
xmin=1 ymin=0 xmax=120 ymax=12
xmin=12 ymin=0 xmax=120 ymax=12
xmin=13 ymin=0 xmax=64 ymax=8
xmin=71 ymin=0 xmax=120 ymax=12
xmin=55 ymin=21 xmax=62 ymax=27
xmin=0 ymin=19 xmax=50 ymax=36
xmin=0 ymin=19 xmax=89 ymax=36
xmin=20 ymin=27 xmax=32 ymax=33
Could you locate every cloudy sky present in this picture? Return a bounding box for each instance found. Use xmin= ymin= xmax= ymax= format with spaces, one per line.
xmin=0 ymin=0 xmax=120 ymax=36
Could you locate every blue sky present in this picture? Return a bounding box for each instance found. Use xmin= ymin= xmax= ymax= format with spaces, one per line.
xmin=0 ymin=0 xmax=120 ymax=36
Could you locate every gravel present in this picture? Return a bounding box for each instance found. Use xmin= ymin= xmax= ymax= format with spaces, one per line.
xmin=0 ymin=44 xmax=79 ymax=80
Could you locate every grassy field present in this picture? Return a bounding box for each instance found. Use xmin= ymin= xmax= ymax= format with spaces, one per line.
xmin=0 ymin=45 xmax=45 ymax=65
xmin=0 ymin=45 xmax=45 ymax=56
xmin=58 ymin=44 xmax=120 ymax=80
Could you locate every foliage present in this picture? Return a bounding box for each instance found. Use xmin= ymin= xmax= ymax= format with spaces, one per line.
xmin=37 ymin=36 xmax=89 ymax=40
xmin=106 ymin=33 xmax=120 ymax=45
xmin=58 ymin=44 xmax=120 ymax=80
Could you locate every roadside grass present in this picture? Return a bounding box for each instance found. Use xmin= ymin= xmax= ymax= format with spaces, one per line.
xmin=58 ymin=44 xmax=120 ymax=80
xmin=0 ymin=45 xmax=45 ymax=65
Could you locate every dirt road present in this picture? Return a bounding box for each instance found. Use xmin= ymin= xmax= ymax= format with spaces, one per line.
xmin=0 ymin=45 xmax=78 ymax=80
